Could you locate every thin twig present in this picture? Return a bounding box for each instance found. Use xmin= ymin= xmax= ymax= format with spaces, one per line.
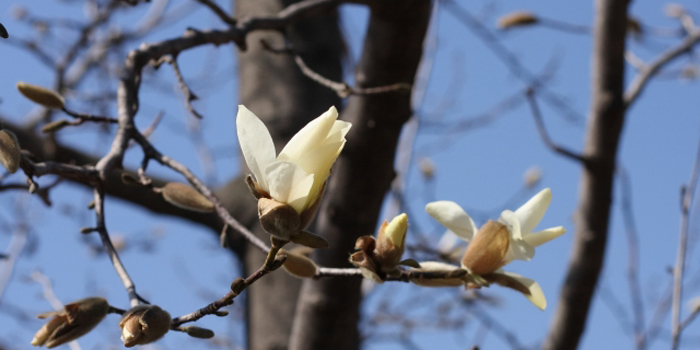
xmin=670 ymin=135 xmax=700 ymax=350
xmin=193 ymin=0 xmax=236 ymax=25
xmin=164 ymin=55 xmax=203 ymax=119
xmin=525 ymin=88 xmax=587 ymax=163
xmin=93 ymin=186 xmax=144 ymax=307
xmin=261 ymin=40 xmax=411 ymax=98
xmin=618 ymin=167 xmax=646 ymax=350
xmin=624 ymin=29 xmax=700 ymax=110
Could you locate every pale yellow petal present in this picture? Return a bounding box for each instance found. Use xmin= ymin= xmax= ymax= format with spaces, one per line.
xmin=264 ymin=161 xmax=309 ymax=207
xmin=514 ymin=188 xmax=552 ymax=234
xmin=278 ymin=106 xmax=338 ymax=163
xmin=524 ymin=226 xmax=565 ymax=247
xmin=425 ymin=201 xmax=477 ymax=241
xmin=236 ymin=105 xmax=276 ymax=192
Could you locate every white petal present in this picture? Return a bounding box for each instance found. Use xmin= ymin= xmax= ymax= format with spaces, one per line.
xmin=236 ymin=105 xmax=276 ymax=192
xmin=514 ymin=188 xmax=552 ymax=234
xmin=287 ymin=173 xmax=314 ymax=213
xmin=327 ymin=120 xmax=352 ymax=142
xmin=425 ymin=201 xmax=477 ymax=241
xmin=497 ymin=271 xmax=546 ymax=310
xmin=264 ymin=161 xmax=309 ymax=207
xmin=500 ymin=210 xmax=535 ymax=263
xmin=278 ymin=106 xmax=338 ymax=163
xmin=294 ymin=140 xmax=345 ymax=205
xmin=524 ymin=226 xmax=566 ymax=247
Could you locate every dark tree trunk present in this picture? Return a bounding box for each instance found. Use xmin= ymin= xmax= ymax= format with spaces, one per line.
xmin=289 ymin=2 xmax=431 ymax=350
xmin=544 ymin=0 xmax=631 ymax=349
xmin=233 ymin=1 xmax=344 ymax=349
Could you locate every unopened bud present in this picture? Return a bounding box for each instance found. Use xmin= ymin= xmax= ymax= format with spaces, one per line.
xmin=665 ymin=3 xmax=685 ymax=18
xmin=258 ymin=198 xmax=300 ymax=241
xmin=119 ymin=305 xmax=171 ymax=347
xmin=214 ymin=310 xmax=229 ymax=317
xmin=281 ymin=248 xmax=318 ymax=278
xmin=627 ymin=17 xmax=642 ymax=37
xmin=32 ymin=297 xmax=110 ymax=348
xmin=0 ymin=23 xmax=7 ymax=39
xmin=375 ymin=213 xmax=408 ymax=272
xmin=497 ymin=11 xmax=539 ymax=29
xmin=16 ymin=82 xmax=65 ymax=109
xmin=418 ymin=157 xmax=435 ymax=179
xmin=523 ymin=166 xmax=542 ymax=188
xmin=41 ymin=119 xmax=70 ymax=133
xmin=161 ymin=183 xmax=215 ymax=213
xmin=409 ymin=261 xmax=466 ymax=287
xmin=0 ymin=129 xmax=21 ymax=174
xmin=461 ymin=221 xmax=510 ymax=275
xmin=183 ymin=326 xmax=215 ymax=339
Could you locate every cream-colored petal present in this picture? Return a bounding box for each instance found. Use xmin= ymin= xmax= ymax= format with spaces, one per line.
xmin=287 ymin=173 xmax=314 ymax=214
xmin=425 ymin=201 xmax=477 ymax=241
xmin=294 ymin=140 xmax=344 ymax=205
xmin=500 ymin=210 xmax=535 ymax=263
xmin=524 ymin=226 xmax=566 ymax=247
xmin=326 ymin=120 xmax=352 ymax=143
xmin=278 ymin=106 xmax=338 ymax=163
xmin=514 ymin=188 xmax=552 ymax=234
xmin=236 ymin=105 xmax=276 ymax=192
xmin=497 ymin=271 xmax=546 ymax=310
xmin=264 ymin=161 xmax=309 ymax=206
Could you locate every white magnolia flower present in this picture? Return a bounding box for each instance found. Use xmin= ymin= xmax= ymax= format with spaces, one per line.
xmin=424 ymin=188 xmax=564 ymax=310
xmin=425 ymin=188 xmax=565 ymax=265
xmin=237 ymin=105 xmax=351 ymax=214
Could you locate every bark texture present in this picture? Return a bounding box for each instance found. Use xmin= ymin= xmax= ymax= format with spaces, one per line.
xmin=289 ymin=2 xmax=431 ymax=350
xmin=234 ymin=1 xmax=344 ymax=349
xmin=544 ymin=0 xmax=631 ymax=349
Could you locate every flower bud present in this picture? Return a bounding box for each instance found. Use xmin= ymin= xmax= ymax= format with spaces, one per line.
xmin=523 ymin=166 xmax=542 ymax=189
xmin=119 ymin=305 xmax=171 ymax=347
xmin=0 ymin=129 xmax=21 ymax=174
xmin=0 ymin=23 xmax=8 ymax=39
xmin=418 ymin=157 xmax=435 ymax=179
xmin=161 ymin=183 xmax=215 ymax=213
xmin=281 ymin=247 xmax=318 ymax=278
xmin=16 ymin=82 xmax=65 ymax=109
xmin=31 ymin=297 xmax=110 ymax=348
xmin=497 ymin=11 xmax=539 ymax=29
xmin=183 ymin=326 xmax=215 ymax=339
xmin=409 ymin=261 xmax=466 ymax=287
xmin=258 ymin=198 xmax=300 ymax=241
xmin=461 ymin=220 xmax=510 ymax=275
xmin=375 ymin=213 xmax=408 ymax=272
xmin=41 ymin=119 xmax=71 ymax=133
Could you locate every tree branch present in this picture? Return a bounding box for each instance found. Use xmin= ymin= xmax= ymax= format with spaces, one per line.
xmin=525 ymin=89 xmax=586 ymax=163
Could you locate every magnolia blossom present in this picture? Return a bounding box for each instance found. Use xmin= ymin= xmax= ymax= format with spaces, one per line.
xmin=237 ymin=105 xmax=351 ymax=214
xmin=423 ymin=188 xmax=565 ymax=310
xmin=425 ymin=188 xmax=565 ymax=265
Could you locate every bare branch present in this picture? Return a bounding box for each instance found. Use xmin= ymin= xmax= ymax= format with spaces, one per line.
xmin=193 ymin=0 xmax=236 ymax=25
xmin=163 ymin=55 xmax=203 ymax=119
xmin=624 ymin=29 xmax=700 ymax=110
xmin=670 ymin=135 xmax=700 ymax=350
xmin=525 ymin=89 xmax=586 ymax=163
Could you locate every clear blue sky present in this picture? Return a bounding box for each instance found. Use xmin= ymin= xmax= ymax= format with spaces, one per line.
xmin=0 ymin=0 xmax=699 ymax=349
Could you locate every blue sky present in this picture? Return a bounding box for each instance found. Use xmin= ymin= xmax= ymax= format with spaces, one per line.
xmin=0 ymin=0 xmax=699 ymax=349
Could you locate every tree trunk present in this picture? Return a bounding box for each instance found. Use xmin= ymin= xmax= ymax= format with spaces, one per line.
xmin=233 ymin=1 xmax=344 ymax=349
xmin=289 ymin=2 xmax=431 ymax=349
xmin=544 ymin=0 xmax=630 ymax=349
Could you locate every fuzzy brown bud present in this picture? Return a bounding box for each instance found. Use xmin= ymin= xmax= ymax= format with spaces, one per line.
xmin=16 ymin=82 xmax=65 ymax=109
xmin=41 ymin=120 xmax=70 ymax=133
xmin=258 ymin=198 xmax=300 ymax=241
xmin=461 ymin=220 xmax=510 ymax=275
xmin=497 ymin=11 xmax=539 ymax=29
xmin=31 ymin=297 xmax=110 ymax=348
xmin=281 ymin=247 xmax=318 ymax=278
xmin=161 ymin=183 xmax=214 ymax=213
xmin=119 ymin=305 xmax=171 ymax=347
xmin=183 ymin=326 xmax=215 ymax=339
xmin=0 ymin=129 xmax=21 ymax=174
xmin=374 ymin=214 xmax=408 ymax=272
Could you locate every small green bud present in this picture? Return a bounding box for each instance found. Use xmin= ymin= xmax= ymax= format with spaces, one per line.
xmin=41 ymin=120 xmax=71 ymax=133
xmin=183 ymin=326 xmax=215 ymax=339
